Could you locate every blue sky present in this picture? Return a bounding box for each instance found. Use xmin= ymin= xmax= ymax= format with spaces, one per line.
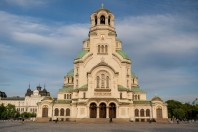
xmin=0 ymin=0 xmax=198 ymax=103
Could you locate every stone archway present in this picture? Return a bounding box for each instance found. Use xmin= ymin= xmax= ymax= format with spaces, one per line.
xmin=99 ymin=103 xmax=106 ymax=118
xmin=90 ymin=103 xmax=97 ymax=118
xmin=109 ymin=103 xmax=116 ymax=118
xmin=42 ymin=105 xmax=48 ymax=117
xmin=156 ymin=108 xmax=162 ymax=119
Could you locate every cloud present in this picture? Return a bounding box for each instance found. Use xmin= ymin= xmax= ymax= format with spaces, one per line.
xmin=0 ymin=10 xmax=197 ymax=102
xmin=3 ymin=0 xmax=47 ymax=7
xmin=116 ymin=14 xmax=198 ymax=101
xmin=0 ymin=11 xmax=89 ymax=97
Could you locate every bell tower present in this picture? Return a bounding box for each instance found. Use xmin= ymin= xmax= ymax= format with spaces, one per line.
xmin=89 ymin=4 xmax=116 ymax=35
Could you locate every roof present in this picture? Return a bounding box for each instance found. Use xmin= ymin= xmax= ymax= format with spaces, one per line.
xmin=151 ymin=96 xmax=163 ymax=102
xmin=59 ymin=85 xmax=74 ymax=93
xmin=117 ymin=85 xmax=145 ymax=93
xmin=54 ymin=100 xmax=72 ymax=104
xmin=192 ymin=98 xmax=198 ymax=105
xmin=94 ymin=8 xmax=111 ymax=13
xmin=1 ymin=97 xmax=25 ymax=100
xmin=133 ymin=101 xmax=151 ymax=104
xmin=130 ymin=87 xmax=145 ymax=93
xmin=41 ymin=96 xmax=53 ymax=101
xmin=118 ymin=85 xmax=128 ymax=91
xmin=65 ymin=69 xmax=74 ymax=77
xmin=73 ymin=84 xmax=88 ymax=92
xmin=116 ymin=50 xmax=130 ymax=60
xmin=131 ymin=72 xmax=137 ymax=78
xmin=75 ymin=50 xmax=89 ymax=60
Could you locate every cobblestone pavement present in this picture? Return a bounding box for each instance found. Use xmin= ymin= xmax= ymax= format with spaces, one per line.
xmin=0 ymin=121 xmax=197 ymax=132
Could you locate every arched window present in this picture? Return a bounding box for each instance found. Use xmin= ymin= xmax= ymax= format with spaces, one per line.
xmin=100 ymin=15 xmax=105 ymax=24
xmin=98 ymin=45 xmax=100 ymax=53
xmin=97 ymin=76 xmax=100 ymax=88
xmin=127 ymin=80 xmax=129 ymax=88
xmin=108 ymin=16 xmax=111 ymax=25
xmin=66 ymin=108 xmax=70 ymax=116
xmin=101 ymin=45 xmax=104 ymax=53
xmin=106 ymin=76 xmax=109 ymax=88
xmin=120 ymin=93 xmax=122 ymax=99
xmin=135 ymin=109 xmax=139 ymax=117
xmin=101 ymin=74 xmax=105 ymax=88
xmin=105 ymin=45 xmax=108 ymax=53
xmin=140 ymin=109 xmax=144 ymax=117
xmin=64 ymin=94 xmax=66 ymax=99
xmin=60 ymin=108 xmax=64 ymax=116
xmin=146 ymin=109 xmax=150 ymax=117
xmin=54 ymin=108 xmax=59 ymax=116
xmin=95 ymin=16 xmax=97 ymax=25
xmin=138 ymin=95 xmax=140 ymax=100
xmin=135 ymin=95 xmax=137 ymax=100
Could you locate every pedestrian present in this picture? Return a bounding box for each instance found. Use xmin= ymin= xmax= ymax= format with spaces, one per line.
xmin=22 ymin=118 xmax=24 ymax=124
xmin=177 ymin=119 xmax=179 ymax=124
xmin=109 ymin=117 xmax=112 ymax=123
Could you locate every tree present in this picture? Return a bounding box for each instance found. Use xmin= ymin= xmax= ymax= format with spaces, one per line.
xmin=5 ymin=104 xmax=17 ymax=119
xmin=0 ymin=104 xmax=6 ymax=119
xmin=166 ymin=99 xmax=198 ymax=120
xmin=173 ymin=108 xmax=185 ymax=120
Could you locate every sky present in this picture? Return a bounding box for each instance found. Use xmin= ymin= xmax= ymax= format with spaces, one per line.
xmin=0 ymin=0 xmax=198 ymax=103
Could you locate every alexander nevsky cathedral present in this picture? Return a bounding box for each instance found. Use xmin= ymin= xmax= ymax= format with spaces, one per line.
xmin=1 ymin=6 xmax=168 ymax=122
xmin=36 ymin=6 xmax=168 ymax=122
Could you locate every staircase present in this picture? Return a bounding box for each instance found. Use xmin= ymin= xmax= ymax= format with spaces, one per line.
xmin=36 ymin=117 xmax=50 ymax=122
xmin=76 ymin=118 xmax=129 ymax=123
xmin=155 ymin=118 xmax=169 ymax=123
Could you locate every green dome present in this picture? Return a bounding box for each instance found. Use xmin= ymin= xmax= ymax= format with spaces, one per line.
xmin=66 ymin=69 xmax=74 ymax=77
xmin=75 ymin=50 xmax=89 ymax=60
xmin=192 ymin=98 xmax=198 ymax=105
xmin=116 ymin=50 xmax=130 ymax=60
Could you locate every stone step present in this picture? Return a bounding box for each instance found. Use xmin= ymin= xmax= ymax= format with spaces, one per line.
xmin=36 ymin=117 xmax=50 ymax=122
xmin=76 ymin=118 xmax=129 ymax=123
xmin=155 ymin=118 xmax=169 ymax=123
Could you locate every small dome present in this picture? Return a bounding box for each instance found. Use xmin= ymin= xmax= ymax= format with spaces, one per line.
xmin=192 ymin=98 xmax=198 ymax=105
xmin=151 ymin=96 xmax=163 ymax=102
xmin=65 ymin=69 xmax=74 ymax=77
xmin=43 ymin=88 xmax=47 ymax=92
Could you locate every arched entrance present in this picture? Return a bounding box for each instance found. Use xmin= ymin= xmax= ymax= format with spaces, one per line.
xmin=90 ymin=103 xmax=97 ymax=118
xmin=156 ymin=108 xmax=162 ymax=118
xmin=109 ymin=103 xmax=116 ymax=118
xmin=99 ymin=103 xmax=106 ymax=118
xmin=42 ymin=105 xmax=48 ymax=117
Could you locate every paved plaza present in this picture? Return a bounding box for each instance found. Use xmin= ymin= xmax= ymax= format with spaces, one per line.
xmin=0 ymin=121 xmax=197 ymax=132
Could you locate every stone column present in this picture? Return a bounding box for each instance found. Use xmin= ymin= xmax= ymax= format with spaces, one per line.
xmin=97 ymin=107 xmax=99 ymax=118
xmin=106 ymin=107 xmax=109 ymax=118
xmin=105 ymin=17 xmax=108 ymax=25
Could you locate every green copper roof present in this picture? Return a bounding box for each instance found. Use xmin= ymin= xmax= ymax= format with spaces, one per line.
xmin=116 ymin=50 xmax=130 ymax=60
xmin=73 ymin=84 xmax=88 ymax=92
xmin=59 ymin=85 xmax=74 ymax=93
xmin=131 ymin=72 xmax=137 ymax=78
xmin=133 ymin=101 xmax=151 ymax=104
xmin=66 ymin=69 xmax=74 ymax=77
xmin=130 ymin=87 xmax=145 ymax=93
xmin=75 ymin=50 xmax=89 ymax=60
xmin=118 ymin=85 xmax=129 ymax=91
xmin=192 ymin=98 xmax=198 ymax=105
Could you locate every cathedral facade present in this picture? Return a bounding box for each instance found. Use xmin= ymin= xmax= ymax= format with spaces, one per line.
xmin=37 ymin=7 xmax=168 ymax=122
